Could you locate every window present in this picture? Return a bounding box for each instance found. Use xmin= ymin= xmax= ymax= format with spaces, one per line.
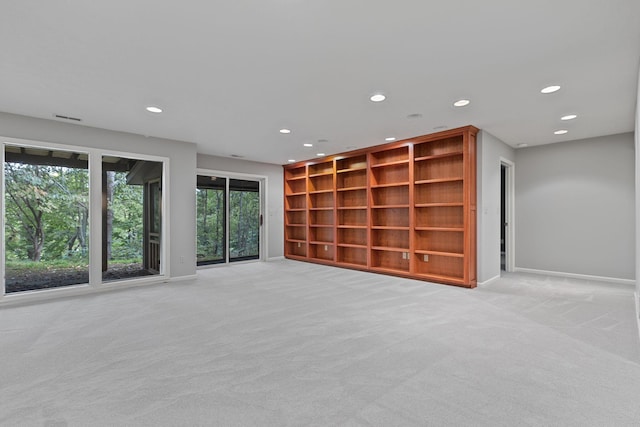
xmin=1 ymin=140 xmax=168 ymax=297
xmin=102 ymin=156 xmax=163 ymax=281
xmin=4 ymin=145 xmax=89 ymax=293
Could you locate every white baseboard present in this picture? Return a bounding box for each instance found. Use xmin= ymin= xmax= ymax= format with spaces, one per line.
xmin=635 ymin=292 xmax=640 ymax=342
xmin=267 ymin=256 xmax=285 ymax=262
xmin=514 ymin=267 xmax=635 ymax=286
xmin=478 ymin=275 xmax=501 ymax=286
xmin=0 ymin=276 xmax=168 ymax=307
xmin=169 ymin=274 xmax=198 ymax=283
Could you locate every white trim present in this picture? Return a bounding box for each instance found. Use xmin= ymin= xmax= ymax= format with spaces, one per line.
xmin=478 ymin=274 xmax=501 ymax=286
xmin=635 ymin=292 xmax=640 ymax=342
xmin=0 ymin=276 xmax=168 ymax=307
xmin=499 ymin=157 xmax=515 ymax=272
xmin=514 ymin=267 xmax=635 ymax=286
xmin=268 ymin=256 xmax=285 ymax=262
xmin=169 ymin=274 xmax=197 ymax=283
xmin=0 ymin=145 xmax=4 ymax=297
xmin=89 ymin=152 xmax=102 ymax=286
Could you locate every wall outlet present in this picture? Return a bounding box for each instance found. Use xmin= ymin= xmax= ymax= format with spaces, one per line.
xmin=179 ymin=256 xmax=185 ymax=264
xmin=298 ymin=242 xmax=301 ymax=248
xmin=424 ymin=254 xmax=429 ymax=262
xmin=324 ymin=245 xmax=328 ymax=251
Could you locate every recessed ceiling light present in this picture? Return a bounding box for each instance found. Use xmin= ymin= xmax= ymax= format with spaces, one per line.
xmin=146 ymin=106 xmax=163 ymax=113
xmin=345 ymin=145 xmax=357 ymax=150
xmin=317 ymin=153 xmax=325 ymax=157
xmin=303 ymin=143 xmax=313 ymax=147
xmin=561 ymin=114 xmax=577 ymax=121
xmin=517 ymin=143 xmax=528 ymax=148
xmin=541 ymin=85 xmax=561 ymax=94
xmin=370 ymin=93 xmax=386 ymax=102
xmin=288 ymin=159 xmax=296 ymax=163
xmin=407 ymin=113 xmax=423 ymax=119
xmin=554 ymin=129 xmax=568 ymax=135
xmin=433 ymin=125 xmax=447 ymax=130
xmin=317 ymin=139 xmax=328 ymax=143
xmin=453 ymin=99 xmax=470 ymax=107
xmin=385 ymin=137 xmax=396 ymax=142
xmin=279 ymin=128 xmax=291 ymax=134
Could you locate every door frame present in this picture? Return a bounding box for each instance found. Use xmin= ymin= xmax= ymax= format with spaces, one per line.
xmin=196 ymin=168 xmax=267 ymax=266
xmin=500 ymin=157 xmax=515 ymax=272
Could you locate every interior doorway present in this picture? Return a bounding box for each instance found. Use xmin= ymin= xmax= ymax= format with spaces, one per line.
xmin=500 ymin=158 xmax=515 ymax=272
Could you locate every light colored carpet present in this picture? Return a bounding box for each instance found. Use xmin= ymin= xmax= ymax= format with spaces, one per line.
xmin=1 ymin=260 xmax=639 ymax=426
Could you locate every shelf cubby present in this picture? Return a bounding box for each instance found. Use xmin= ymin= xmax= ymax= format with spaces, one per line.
xmin=309 ymin=226 xmax=334 ymax=244
xmin=286 ymin=225 xmax=306 ymax=241
xmin=308 ymin=161 xmax=334 ymax=177
xmin=372 ymin=207 xmax=409 ymax=228
xmin=337 ymin=188 xmax=367 ymax=207
xmin=414 ymin=136 xmax=463 ymax=158
xmin=285 ymin=193 xmax=306 ymax=210
xmin=286 ymin=240 xmax=307 ymax=258
xmin=337 ymin=227 xmax=367 ymax=247
xmin=414 ymin=155 xmax=462 ymax=182
xmin=371 ymin=186 xmax=409 ymax=207
xmin=414 ymin=254 xmax=464 ymax=279
xmin=371 ymin=249 xmax=410 ymax=272
xmin=309 ymin=173 xmax=334 ymax=192
xmin=286 ymin=210 xmax=307 ymax=226
xmin=337 ymin=208 xmax=367 ymax=226
xmin=415 ymin=230 xmax=463 ymax=255
xmin=370 ymin=146 xmax=409 ymax=166
xmin=309 ymin=243 xmax=334 ymax=261
xmin=414 ymin=206 xmax=463 ymax=229
xmin=309 ymin=192 xmax=334 ymax=209
xmin=414 ymin=180 xmax=463 ymax=205
xmin=285 ymin=177 xmax=306 ymax=195
xmin=309 ymin=209 xmax=334 ymax=226
xmin=337 ymin=246 xmax=367 ymax=267
xmin=370 ymin=163 xmax=409 ymax=187
xmin=337 ymin=154 xmax=367 ymax=172
xmin=371 ymin=229 xmax=409 ymax=250
xmin=285 ymin=166 xmax=306 ymax=180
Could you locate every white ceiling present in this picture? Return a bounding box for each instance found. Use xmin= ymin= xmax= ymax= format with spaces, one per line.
xmin=1 ymin=1 xmax=639 ymax=165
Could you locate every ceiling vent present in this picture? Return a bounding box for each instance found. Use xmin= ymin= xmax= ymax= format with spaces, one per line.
xmin=53 ymin=114 xmax=82 ymax=122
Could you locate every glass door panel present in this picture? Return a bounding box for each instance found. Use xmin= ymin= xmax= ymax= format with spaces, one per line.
xmin=196 ymin=176 xmax=226 ymax=265
xmin=229 ymin=179 xmax=260 ymax=262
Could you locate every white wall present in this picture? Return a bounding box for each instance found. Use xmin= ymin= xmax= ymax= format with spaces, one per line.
xmin=0 ymin=111 xmax=197 ymax=279
xmin=477 ymin=131 xmax=516 ymax=283
xmin=515 ymin=133 xmax=635 ymax=281
xmin=196 ymin=154 xmax=284 ymax=260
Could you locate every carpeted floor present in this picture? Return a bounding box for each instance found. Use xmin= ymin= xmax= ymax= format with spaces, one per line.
xmin=1 ymin=259 xmax=639 ymax=426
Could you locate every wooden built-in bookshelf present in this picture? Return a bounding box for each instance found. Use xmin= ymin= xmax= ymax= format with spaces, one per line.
xmin=283 ymin=126 xmax=477 ymax=287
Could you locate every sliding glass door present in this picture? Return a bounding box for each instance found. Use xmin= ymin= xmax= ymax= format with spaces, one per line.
xmin=196 ymin=175 xmax=261 ymax=266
